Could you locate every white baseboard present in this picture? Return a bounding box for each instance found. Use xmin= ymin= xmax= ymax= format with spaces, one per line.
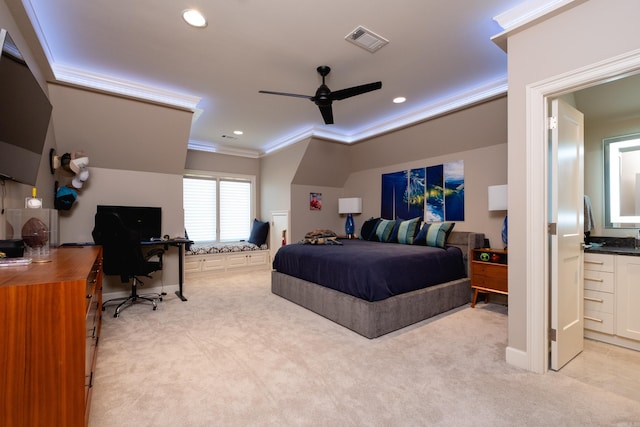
xmin=505 ymin=346 xmax=530 ymax=371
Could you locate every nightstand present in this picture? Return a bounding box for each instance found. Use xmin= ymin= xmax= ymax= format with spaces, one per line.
xmin=470 ymin=248 xmax=508 ymax=307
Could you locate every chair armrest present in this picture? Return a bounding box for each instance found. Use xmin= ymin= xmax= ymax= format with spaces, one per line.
xmin=145 ymin=247 xmax=165 ymax=260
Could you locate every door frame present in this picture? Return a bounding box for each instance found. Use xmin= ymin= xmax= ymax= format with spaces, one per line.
xmin=525 ymin=48 xmax=640 ymax=373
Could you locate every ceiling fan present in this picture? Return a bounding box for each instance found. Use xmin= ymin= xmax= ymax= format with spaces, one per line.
xmin=259 ymin=65 xmax=382 ymax=125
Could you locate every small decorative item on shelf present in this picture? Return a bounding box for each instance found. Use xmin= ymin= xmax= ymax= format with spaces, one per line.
xmin=25 ymin=187 xmax=42 ymax=209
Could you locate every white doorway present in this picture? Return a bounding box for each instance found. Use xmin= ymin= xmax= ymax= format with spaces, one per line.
xmin=549 ymin=98 xmax=584 ymax=371
xmin=525 ymin=49 xmax=640 ymax=373
xmin=270 ymin=210 xmax=289 ymax=262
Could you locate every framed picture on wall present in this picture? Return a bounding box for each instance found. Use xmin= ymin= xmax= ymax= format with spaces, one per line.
xmin=310 ymin=193 xmax=322 ymax=210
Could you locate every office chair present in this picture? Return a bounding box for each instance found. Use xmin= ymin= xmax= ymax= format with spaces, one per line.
xmin=92 ymin=211 xmax=165 ymax=317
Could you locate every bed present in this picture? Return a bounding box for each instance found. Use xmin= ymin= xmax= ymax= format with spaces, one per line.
xmin=271 ymin=231 xmax=484 ymax=338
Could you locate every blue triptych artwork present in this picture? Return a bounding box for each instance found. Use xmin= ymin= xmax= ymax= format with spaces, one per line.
xmin=382 ymin=160 xmax=464 ymax=222
xmin=381 ymin=169 xmax=425 ymax=220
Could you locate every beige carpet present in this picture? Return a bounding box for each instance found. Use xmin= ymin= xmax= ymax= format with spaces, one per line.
xmin=89 ymin=270 xmax=640 ymax=426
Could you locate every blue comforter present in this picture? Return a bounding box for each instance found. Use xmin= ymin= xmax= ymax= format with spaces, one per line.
xmin=272 ymin=239 xmax=466 ymax=302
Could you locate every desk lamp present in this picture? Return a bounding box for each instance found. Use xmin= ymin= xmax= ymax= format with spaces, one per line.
xmin=338 ymin=197 xmax=362 ymax=239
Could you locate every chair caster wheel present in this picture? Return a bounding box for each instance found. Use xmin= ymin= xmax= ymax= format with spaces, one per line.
xmin=153 ymin=306 xmax=157 ymax=311
xmin=113 ymin=313 xmax=119 ymax=318
xmin=159 ymin=297 xmax=163 ymax=302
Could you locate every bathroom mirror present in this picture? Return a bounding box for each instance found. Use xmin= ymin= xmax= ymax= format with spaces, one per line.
xmin=603 ymin=133 xmax=640 ymax=228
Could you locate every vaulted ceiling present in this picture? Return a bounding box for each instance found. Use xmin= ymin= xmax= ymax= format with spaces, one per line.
xmin=20 ymin=0 xmax=537 ymax=157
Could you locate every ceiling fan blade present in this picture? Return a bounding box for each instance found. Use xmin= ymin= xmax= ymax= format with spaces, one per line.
xmin=330 ymin=81 xmax=382 ymax=101
xmin=318 ymin=104 xmax=334 ymax=125
xmin=258 ymin=90 xmax=312 ymax=100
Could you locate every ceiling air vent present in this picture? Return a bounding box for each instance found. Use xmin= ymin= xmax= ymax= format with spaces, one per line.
xmin=345 ymin=26 xmax=389 ymax=53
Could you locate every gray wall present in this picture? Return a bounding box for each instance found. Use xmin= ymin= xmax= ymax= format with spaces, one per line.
xmin=0 ymin=0 xmax=58 ymax=235
xmin=505 ymin=0 xmax=640 ymax=358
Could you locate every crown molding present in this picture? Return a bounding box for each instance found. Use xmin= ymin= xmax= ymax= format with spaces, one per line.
xmin=187 ymin=140 xmax=261 ymax=159
xmin=492 ymin=0 xmax=583 ymax=52
xmin=52 ymin=64 xmax=201 ymax=110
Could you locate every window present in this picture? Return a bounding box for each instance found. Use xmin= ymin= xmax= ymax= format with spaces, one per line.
xmin=183 ymin=173 xmax=254 ymax=243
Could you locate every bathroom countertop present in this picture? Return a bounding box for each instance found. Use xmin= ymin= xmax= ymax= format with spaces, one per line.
xmin=584 ymin=246 xmax=640 ymax=256
xmin=584 ymin=236 xmax=639 ymax=256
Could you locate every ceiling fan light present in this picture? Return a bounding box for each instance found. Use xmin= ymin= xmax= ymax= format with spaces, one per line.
xmin=182 ymin=9 xmax=207 ymax=28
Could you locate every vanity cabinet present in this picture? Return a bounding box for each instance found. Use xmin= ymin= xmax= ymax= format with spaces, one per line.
xmin=583 ymin=252 xmax=640 ymax=351
xmin=615 ymin=255 xmax=640 ymax=342
xmin=583 ymin=253 xmax=615 ymax=334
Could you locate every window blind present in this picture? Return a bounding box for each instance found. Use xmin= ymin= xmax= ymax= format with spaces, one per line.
xmin=220 ymin=179 xmax=251 ymax=241
xmin=183 ymin=177 xmax=217 ymax=242
xmin=183 ymin=175 xmax=252 ymax=243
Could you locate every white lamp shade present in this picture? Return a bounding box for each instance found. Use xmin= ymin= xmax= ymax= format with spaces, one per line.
xmin=338 ymin=197 xmax=362 ymax=214
xmin=488 ymin=185 xmax=508 ymax=211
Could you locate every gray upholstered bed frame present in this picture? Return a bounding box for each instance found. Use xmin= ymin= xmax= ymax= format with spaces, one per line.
xmin=271 ymin=231 xmax=485 ymax=339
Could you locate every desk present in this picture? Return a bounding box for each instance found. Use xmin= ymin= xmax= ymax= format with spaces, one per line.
xmin=142 ymin=238 xmax=192 ymax=301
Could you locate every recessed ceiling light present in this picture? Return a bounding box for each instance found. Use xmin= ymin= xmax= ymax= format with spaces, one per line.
xmin=182 ymin=9 xmax=207 ymax=28
xmin=393 ymin=97 xmax=406 ymax=104
xmin=233 ymin=130 xmax=243 ymax=135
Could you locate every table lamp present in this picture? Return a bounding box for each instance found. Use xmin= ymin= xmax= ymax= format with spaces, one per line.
xmin=338 ymin=197 xmax=362 ymax=239
xmin=488 ymin=184 xmax=508 ymax=248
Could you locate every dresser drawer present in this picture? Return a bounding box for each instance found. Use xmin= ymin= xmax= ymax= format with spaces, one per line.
xmin=584 ymin=311 xmax=614 ymax=334
xmin=583 ymin=270 xmax=614 ymax=293
xmin=584 ymin=253 xmax=614 ymax=273
xmin=584 ymin=289 xmax=614 ymax=314
xmin=471 ymin=263 xmax=508 ymax=292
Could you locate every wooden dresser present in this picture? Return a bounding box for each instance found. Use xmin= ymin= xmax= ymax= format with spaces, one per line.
xmin=470 ymin=248 xmax=508 ymax=307
xmin=0 ymin=246 xmax=103 ymax=427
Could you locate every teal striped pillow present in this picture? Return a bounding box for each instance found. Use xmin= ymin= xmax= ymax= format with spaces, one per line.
xmin=396 ymin=217 xmax=421 ymax=244
xmin=414 ymin=222 xmax=455 ymax=248
xmin=375 ymin=219 xmax=396 ymax=242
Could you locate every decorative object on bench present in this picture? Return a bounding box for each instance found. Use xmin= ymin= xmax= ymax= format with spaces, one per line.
xmin=248 ymin=218 xmax=269 ymax=247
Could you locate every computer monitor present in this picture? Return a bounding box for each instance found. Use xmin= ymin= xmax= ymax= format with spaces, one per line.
xmin=96 ymin=205 xmax=162 ymax=241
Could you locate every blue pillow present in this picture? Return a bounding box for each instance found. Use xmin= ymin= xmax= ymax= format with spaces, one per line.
xmin=388 ymin=218 xmax=403 ymax=243
xmin=414 ymin=222 xmax=455 ymax=248
xmin=396 ymin=217 xmax=421 ymax=244
xmin=374 ymin=219 xmax=396 ymax=242
xmin=359 ymin=217 xmax=380 ymax=240
xmin=248 ymin=219 xmax=269 ymax=246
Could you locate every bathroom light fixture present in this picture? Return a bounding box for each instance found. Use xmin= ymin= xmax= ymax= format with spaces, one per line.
xmin=182 ymin=9 xmax=207 ymax=28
